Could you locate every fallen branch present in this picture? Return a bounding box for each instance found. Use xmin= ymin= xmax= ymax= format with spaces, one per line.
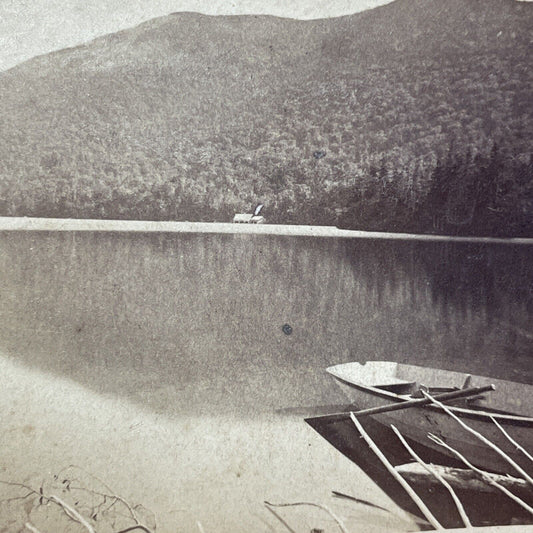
xmin=490 ymin=416 xmax=533 ymax=464
xmin=350 ymin=413 xmax=444 ymax=530
xmin=391 ymin=424 xmax=471 ymax=527
xmin=331 ymin=490 xmax=390 ymax=513
xmin=116 ymin=527 xmax=153 ymax=533
xmin=264 ymin=504 xmax=297 ymax=533
xmin=2 ymin=470 xmax=155 ymax=533
xmin=49 ymin=495 xmax=95 ymax=533
xmin=55 ymin=465 xmax=151 ymax=528
xmin=428 ymin=433 xmax=533 ymax=516
xmin=0 ymin=479 xmax=43 ymax=499
xmin=422 ymin=390 xmax=533 ymax=486
xmin=348 ymin=385 xmax=494 ymax=418
xmin=264 ymin=501 xmax=349 ymax=533
xmin=24 ymin=524 xmax=43 ymax=533
xmin=395 ymin=463 xmax=530 ymax=494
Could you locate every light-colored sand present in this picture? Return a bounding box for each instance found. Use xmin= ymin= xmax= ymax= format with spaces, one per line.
xmin=0 ymin=216 xmax=532 ymax=245
xmin=0 ymin=353 xmax=418 ymax=533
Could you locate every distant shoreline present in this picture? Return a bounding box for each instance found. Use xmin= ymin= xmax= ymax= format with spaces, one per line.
xmin=1 ymin=216 xmax=532 ymax=245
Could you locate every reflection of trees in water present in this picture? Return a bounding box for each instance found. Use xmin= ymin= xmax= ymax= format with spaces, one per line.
xmin=416 ymin=242 xmax=533 ymax=325
xmin=339 ymin=239 xmax=533 ymax=381
xmin=337 ymin=238 xmax=533 ymax=326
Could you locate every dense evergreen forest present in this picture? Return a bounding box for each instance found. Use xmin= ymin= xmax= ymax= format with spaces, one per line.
xmin=0 ymin=0 xmax=531 ymax=236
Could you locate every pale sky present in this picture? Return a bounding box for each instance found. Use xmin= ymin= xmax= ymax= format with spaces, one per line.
xmin=0 ymin=0 xmax=394 ymax=72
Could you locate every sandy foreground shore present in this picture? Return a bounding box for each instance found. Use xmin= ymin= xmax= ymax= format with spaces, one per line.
xmin=1 ymin=216 xmax=532 ymax=245
xmin=0 ymin=353 xmax=418 ymax=533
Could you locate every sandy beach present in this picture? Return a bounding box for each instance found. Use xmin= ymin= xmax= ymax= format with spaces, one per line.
xmin=0 ymin=354 xmax=417 ymax=532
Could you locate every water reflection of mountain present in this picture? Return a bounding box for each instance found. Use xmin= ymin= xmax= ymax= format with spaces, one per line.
xmin=0 ymin=232 xmax=531 ymax=417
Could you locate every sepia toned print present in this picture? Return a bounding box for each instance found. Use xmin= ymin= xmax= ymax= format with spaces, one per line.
xmin=0 ymin=1 xmax=532 ymax=532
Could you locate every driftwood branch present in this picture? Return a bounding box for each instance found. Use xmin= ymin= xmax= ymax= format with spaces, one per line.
xmin=428 ymin=433 xmax=533 ymax=516
xmin=331 ymin=490 xmax=391 ymax=513
xmin=1 ymin=469 xmax=155 ymax=533
xmin=349 ymin=385 xmax=494 ymax=418
xmin=49 ymin=495 xmax=95 ymax=533
xmin=422 ymin=390 xmax=533 ymax=486
xmin=24 ymin=524 xmax=43 ymax=533
xmin=264 ymin=501 xmax=349 ymax=533
xmin=115 ymin=527 xmax=154 ymax=533
xmin=55 ymin=464 xmax=150 ymax=527
xmin=264 ymin=504 xmax=297 ymax=533
xmin=391 ymin=424 xmax=471 ymax=527
xmin=490 ymin=416 xmax=533 ymax=464
xmin=349 ymin=413 xmax=444 ymax=530
xmin=395 ymin=462 xmax=530 ymax=494
xmin=0 ymin=479 xmax=43 ymax=500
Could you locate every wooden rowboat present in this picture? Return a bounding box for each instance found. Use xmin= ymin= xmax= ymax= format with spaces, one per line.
xmin=326 ymin=361 xmax=533 ymax=473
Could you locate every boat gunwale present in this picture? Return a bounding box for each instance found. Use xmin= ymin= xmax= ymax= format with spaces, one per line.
xmin=330 ymin=374 xmax=533 ymax=427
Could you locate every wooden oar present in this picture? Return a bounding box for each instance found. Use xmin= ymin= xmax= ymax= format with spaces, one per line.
xmin=350 ymin=384 xmax=495 ymax=418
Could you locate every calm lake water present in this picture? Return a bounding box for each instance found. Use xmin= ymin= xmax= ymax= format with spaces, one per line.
xmin=0 ymin=230 xmax=532 ymax=531
xmin=1 ymin=231 xmax=532 ymax=405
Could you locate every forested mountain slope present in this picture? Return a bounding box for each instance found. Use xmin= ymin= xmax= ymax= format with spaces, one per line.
xmin=0 ymin=0 xmax=531 ymax=235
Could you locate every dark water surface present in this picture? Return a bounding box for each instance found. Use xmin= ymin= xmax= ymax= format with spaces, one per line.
xmin=1 ymin=231 xmax=532 ymax=416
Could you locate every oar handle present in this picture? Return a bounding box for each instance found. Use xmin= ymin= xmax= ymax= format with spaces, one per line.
xmin=350 ymin=384 xmax=495 ymax=418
